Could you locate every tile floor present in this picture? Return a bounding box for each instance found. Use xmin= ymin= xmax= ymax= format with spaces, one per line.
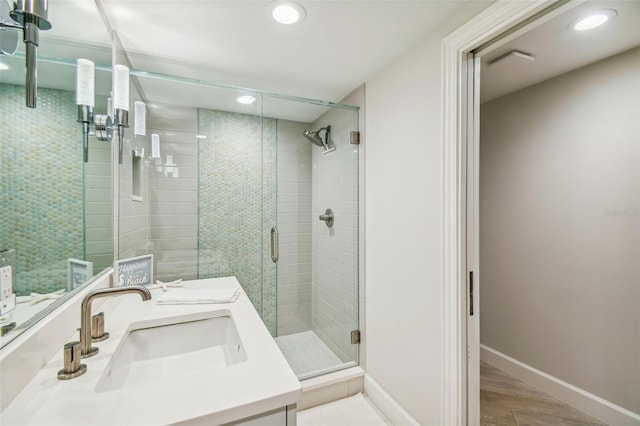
xmin=275 ymin=330 xmax=354 ymax=379
xmin=481 ymin=361 xmax=606 ymax=426
xmin=297 ymin=360 xmax=605 ymax=425
xmin=298 ymin=393 xmax=390 ymax=426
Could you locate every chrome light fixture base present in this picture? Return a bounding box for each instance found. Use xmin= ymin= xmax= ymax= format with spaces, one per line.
xmin=114 ymin=108 xmax=129 ymax=164
xmin=2 ymin=0 xmax=53 ymax=108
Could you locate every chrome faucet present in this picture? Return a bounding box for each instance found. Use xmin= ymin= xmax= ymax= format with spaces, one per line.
xmin=80 ymin=286 xmax=152 ymax=358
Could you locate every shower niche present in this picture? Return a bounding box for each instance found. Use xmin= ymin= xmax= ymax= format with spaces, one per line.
xmin=116 ymin=72 xmax=361 ymax=380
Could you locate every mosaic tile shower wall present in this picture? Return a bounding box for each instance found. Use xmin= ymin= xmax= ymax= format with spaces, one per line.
xmin=0 ymin=84 xmax=83 ymax=295
xmin=198 ymin=109 xmax=277 ymax=335
xmin=261 ymin=118 xmax=278 ymax=335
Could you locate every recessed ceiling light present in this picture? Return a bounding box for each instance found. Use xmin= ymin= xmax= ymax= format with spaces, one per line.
xmin=237 ymin=95 xmax=257 ymax=105
xmin=0 ymin=63 xmax=9 ymax=71
xmin=573 ymin=10 xmax=616 ymax=31
xmin=195 ymin=134 xmax=208 ymax=139
xmin=270 ymin=1 xmax=306 ymax=25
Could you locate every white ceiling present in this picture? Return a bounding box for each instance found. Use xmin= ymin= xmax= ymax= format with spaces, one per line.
xmin=5 ymin=1 xmax=636 ymax=120
xmin=34 ymin=0 xmax=490 ymax=107
xmin=1 ymin=0 xmax=497 ymax=121
xmin=481 ymin=0 xmax=640 ymax=103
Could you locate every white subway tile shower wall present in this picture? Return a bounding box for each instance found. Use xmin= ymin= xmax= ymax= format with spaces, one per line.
xmin=311 ymin=107 xmax=360 ymax=363
xmin=85 ymin=133 xmax=114 ymax=273
xmin=146 ymin=119 xmax=199 ymax=282
xmin=277 ymin=120 xmax=313 ymax=336
xmin=117 ymin=128 xmax=149 ymax=261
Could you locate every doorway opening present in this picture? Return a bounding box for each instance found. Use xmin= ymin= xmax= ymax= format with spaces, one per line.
xmin=443 ymin=1 xmax=640 ymax=425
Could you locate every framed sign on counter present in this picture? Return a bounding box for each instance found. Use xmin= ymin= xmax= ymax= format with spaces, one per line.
xmin=68 ymin=259 xmax=94 ymax=291
xmin=114 ymin=254 xmax=153 ymax=287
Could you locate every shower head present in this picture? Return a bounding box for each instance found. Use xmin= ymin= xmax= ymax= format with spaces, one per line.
xmin=303 ymin=129 xmax=325 ymax=147
xmin=302 ymin=126 xmax=335 ymax=154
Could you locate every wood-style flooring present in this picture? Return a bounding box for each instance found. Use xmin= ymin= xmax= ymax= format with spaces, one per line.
xmin=481 ymin=362 xmax=606 ymax=426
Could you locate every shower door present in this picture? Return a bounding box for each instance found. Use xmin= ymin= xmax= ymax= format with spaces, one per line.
xmin=267 ymin=96 xmax=361 ymax=379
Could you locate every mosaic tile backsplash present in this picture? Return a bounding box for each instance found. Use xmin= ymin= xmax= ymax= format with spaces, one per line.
xmin=197 ymin=109 xmax=278 ymax=335
xmin=1 ymin=84 xmax=83 ymax=295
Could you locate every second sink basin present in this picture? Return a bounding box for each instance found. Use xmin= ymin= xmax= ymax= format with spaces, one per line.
xmin=95 ymin=313 xmax=247 ymax=392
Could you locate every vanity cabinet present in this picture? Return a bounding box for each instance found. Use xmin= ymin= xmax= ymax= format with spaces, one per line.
xmin=219 ymin=405 xmax=296 ymax=426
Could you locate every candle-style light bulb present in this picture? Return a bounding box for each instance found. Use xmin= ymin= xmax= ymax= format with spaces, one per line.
xmin=76 ymin=59 xmax=95 ymax=163
xmin=113 ymin=64 xmax=130 ymax=164
xmin=134 ymin=101 xmax=146 ymax=136
xmin=76 ymin=59 xmax=94 ymax=107
xmin=113 ymin=64 xmax=130 ymax=112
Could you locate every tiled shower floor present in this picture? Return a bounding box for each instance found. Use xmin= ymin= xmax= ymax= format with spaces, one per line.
xmin=275 ymin=330 xmax=353 ymax=379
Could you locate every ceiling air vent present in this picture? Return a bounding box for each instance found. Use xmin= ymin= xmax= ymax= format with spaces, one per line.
xmin=488 ymin=50 xmax=535 ymax=67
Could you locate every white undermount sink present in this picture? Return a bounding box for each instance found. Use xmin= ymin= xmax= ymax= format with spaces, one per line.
xmin=95 ymin=313 xmax=247 ymax=392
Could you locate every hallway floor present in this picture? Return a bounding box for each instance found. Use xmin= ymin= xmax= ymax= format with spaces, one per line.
xmin=481 ymin=362 xmax=606 ymax=426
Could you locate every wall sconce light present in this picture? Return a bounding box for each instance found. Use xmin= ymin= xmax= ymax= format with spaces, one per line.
xmin=113 ymin=64 xmax=130 ymax=164
xmin=76 ymin=59 xmax=112 ymax=162
xmin=151 ymin=134 xmax=160 ymax=159
xmin=134 ymin=101 xmax=146 ymax=137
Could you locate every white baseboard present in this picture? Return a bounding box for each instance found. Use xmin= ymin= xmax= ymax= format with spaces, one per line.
xmin=481 ymin=345 xmax=640 ymax=426
xmin=364 ymin=375 xmax=419 ymax=426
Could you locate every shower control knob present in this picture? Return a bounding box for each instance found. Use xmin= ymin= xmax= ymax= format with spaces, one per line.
xmin=319 ymin=209 xmax=334 ymax=228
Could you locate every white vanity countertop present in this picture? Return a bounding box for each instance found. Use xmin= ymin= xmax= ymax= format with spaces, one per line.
xmin=0 ymin=277 xmax=301 ymax=426
xmin=0 ymin=298 xmax=58 ymax=347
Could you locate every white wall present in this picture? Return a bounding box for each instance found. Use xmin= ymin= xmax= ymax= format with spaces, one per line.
xmin=480 ymin=46 xmax=640 ymax=413
xmin=364 ymin=4 xmax=490 ymax=423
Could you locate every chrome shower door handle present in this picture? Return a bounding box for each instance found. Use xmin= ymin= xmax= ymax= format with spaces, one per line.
xmin=270 ymin=227 xmax=279 ymax=263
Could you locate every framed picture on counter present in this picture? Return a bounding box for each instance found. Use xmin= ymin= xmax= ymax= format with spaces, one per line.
xmin=114 ymin=254 xmax=153 ymax=287
xmin=68 ymin=259 xmax=94 ymax=291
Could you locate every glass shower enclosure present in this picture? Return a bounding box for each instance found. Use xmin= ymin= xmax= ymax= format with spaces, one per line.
xmin=116 ymin=70 xmax=360 ymax=379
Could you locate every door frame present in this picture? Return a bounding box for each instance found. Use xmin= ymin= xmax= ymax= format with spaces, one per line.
xmin=440 ymin=1 xmax=585 ymax=424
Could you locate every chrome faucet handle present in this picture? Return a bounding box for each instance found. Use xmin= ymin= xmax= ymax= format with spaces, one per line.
xmin=91 ymin=312 xmax=109 ymax=342
xmin=57 ymin=341 xmax=87 ymax=380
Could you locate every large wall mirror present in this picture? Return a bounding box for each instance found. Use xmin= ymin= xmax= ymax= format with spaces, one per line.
xmin=0 ymin=0 xmax=113 ymax=347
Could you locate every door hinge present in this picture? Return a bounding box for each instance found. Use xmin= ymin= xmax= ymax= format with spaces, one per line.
xmin=469 ymin=271 xmax=474 ymax=316
xmin=350 ymin=131 xmax=360 ymax=145
xmin=351 ymin=330 xmax=361 ymax=344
